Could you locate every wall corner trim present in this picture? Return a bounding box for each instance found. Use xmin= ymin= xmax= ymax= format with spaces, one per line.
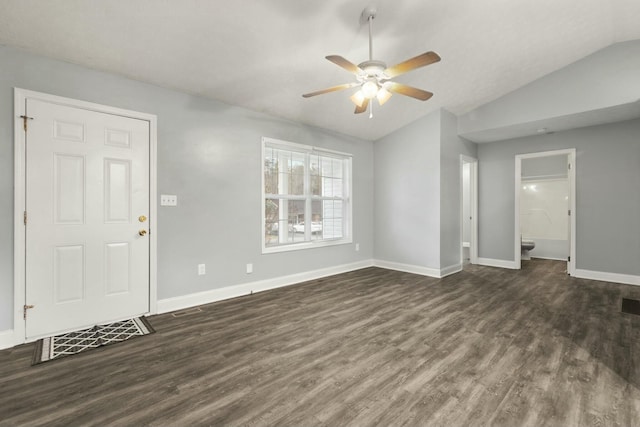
xmin=0 ymin=330 xmax=15 ymax=350
xmin=476 ymin=257 xmax=519 ymax=270
xmin=372 ymin=259 xmax=459 ymax=278
xmin=573 ymin=269 xmax=640 ymax=287
xmin=440 ymin=263 xmax=463 ymax=278
xmin=157 ymin=260 xmax=374 ymax=314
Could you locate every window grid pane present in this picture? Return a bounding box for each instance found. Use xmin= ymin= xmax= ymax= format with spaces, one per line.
xmin=264 ymin=140 xmax=349 ymax=249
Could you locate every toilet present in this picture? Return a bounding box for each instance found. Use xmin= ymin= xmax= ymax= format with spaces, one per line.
xmin=521 ymin=239 xmax=535 ymax=260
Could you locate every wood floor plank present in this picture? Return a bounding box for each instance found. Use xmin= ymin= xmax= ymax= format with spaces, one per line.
xmin=1 ymin=260 xmax=640 ymax=426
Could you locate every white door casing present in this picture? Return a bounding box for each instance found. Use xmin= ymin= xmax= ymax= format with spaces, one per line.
xmin=14 ymin=89 xmax=158 ymax=343
xmin=514 ymin=149 xmax=576 ymax=274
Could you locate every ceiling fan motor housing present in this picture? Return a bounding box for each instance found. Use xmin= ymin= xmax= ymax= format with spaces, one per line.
xmin=357 ymin=60 xmax=387 ymax=81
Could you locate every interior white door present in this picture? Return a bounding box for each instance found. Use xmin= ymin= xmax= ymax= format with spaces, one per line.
xmin=25 ymin=98 xmax=150 ymax=339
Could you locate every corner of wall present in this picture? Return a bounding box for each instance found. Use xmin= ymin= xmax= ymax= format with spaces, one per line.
xmin=0 ymin=330 xmax=15 ymax=350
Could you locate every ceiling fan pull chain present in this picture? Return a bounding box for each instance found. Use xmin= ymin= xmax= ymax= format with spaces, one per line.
xmin=369 ymin=100 xmax=374 ymax=119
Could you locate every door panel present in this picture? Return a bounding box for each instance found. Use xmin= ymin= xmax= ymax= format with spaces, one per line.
xmin=105 ymin=242 xmax=131 ymax=295
xmin=54 ymin=154 xmax=86 ymax=224
xmin=25 ymin=99 xmax=150 ymax=339
xmin=104 ymin=158 xmax=132 ymax=223
xmin=53 ymin=245 xmax=85 ymax=303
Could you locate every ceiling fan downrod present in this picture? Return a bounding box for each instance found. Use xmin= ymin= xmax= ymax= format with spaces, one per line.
xmin=367 ymin=9 xmax=374 ymax=61
xmin=362 ymin=6 xmax=378 ymax=118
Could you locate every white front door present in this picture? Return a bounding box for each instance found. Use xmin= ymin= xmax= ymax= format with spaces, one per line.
xmin=24 ymin=98 xmax=151 ymax=339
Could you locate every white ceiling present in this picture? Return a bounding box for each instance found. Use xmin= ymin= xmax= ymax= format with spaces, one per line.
xmin=1 ymin=0 xmax=639 ymax=141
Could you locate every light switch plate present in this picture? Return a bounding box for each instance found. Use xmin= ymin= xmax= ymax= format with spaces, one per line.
xmin=160 ymin=194 xmax=178 ymax=206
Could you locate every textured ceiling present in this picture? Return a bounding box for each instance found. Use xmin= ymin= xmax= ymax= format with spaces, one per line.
xmin=1 ymin=0 xmax=639 ymax=141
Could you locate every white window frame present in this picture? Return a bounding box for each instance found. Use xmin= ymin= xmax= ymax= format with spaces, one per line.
xmin=262 ymin=137 xmax=352 ymax=254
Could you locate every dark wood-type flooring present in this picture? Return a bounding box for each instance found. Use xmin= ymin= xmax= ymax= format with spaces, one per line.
xmin=2 ymin=260 xmax=640 ymax=426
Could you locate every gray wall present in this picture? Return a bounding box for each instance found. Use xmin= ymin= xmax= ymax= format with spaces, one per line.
xmin=478 ymin=118 xmax=640 ymax=275
xmin=459 ymin=40 xmax=640 ymax=136
xmin=374 ymin=110 xmax=441 ymax=268
xmin=373 ymin=108 xmax=477 ymax=271
xmin=439 ymin=109 xmax=477 ymax=268
xmin=0 ymin=45 xmax=374 ymax=331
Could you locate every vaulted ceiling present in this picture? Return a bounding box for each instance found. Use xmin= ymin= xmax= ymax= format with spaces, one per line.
xmin=1 ymin=0 xmax=639 ymax=141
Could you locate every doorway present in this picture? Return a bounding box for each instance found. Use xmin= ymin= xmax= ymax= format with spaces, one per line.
xmin=14 ymin=89 xmax=158 ymax=343
xmin=460 ymin=155 xmax=478 ymax=266
xmin=514 ymin=149 xmax=576 ymax=274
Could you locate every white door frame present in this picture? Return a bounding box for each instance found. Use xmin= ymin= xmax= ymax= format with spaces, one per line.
xmin=460 ymin=155 xmax=478 ymax=265
xmin=13 ymin=88 xmax=158 ymax=345
xmin=514 ymin=148 xmax=576 ymax=274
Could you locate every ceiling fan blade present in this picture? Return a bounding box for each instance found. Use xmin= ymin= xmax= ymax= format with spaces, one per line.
xmin=383 ymin=51 xmax=441 ymax=78
xmin=326 ymin=55 xmax=362 ymax=74
xmin=354 ymin=98 xmax=370 ymax=114
xmin=302 ymin=82 xmax=359 ymax=98
xmin=387 ymin=82 xmax=433 ymax=101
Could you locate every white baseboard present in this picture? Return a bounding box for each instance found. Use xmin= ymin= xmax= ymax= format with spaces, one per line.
xmin=157 ymin=260 xmax=374 ymax=314
xmin=373 ymin=259 xmax=441 ymax=278
xmin=372 ymin=259 xmax=461 ymax=279
xmin=477 ymin=257 xmax=519 ymax=269
xmin=573 ymin=269 xmax=640 ymax=286
xmin=0 ymin=330 xmax=14 ymax=350
xmin=440 ymin=263 xmax=463 ymax=278
xmin=531 ymin=256 xmax=567 ymax=261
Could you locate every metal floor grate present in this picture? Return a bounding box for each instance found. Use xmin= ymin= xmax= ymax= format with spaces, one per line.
xmin=621 ymin=298 xmax=640 ymax=316
xmin=171 ymin=307 xmax=203 ymax=317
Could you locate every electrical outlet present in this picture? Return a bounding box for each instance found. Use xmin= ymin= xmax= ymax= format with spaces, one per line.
xmin=246 ymin=263 xmax=253 ymax=274
xmin=160 ymin=194 xmax=178 ymax=206
xmin=355 ymin=243 xmax=360 ymax=252
xmin=198 ymin=264 xmax=206 ymax=275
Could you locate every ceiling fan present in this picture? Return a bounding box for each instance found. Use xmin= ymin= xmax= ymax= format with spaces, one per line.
xmin=302 ymin=6 xmax=441 ymax=117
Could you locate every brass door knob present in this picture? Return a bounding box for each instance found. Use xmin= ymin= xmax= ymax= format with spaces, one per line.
xmin=139 ymin=215 xmax=147 ymax=222
xmin=139 ymin=230 xmax=147 ymax=236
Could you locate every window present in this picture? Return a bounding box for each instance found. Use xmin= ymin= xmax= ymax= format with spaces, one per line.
xmin=262 ymin=137 xmax=352 ymax=253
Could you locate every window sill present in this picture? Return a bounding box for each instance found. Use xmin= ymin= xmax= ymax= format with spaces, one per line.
xmin=262 ymin=237 xmax=353 ymax=254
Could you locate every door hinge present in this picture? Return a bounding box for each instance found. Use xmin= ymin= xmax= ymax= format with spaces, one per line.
xmin=20 ymin=115 xmax=34 ymax=132
xmin=568 ymin=163 xmax=572 ymax=170
xmin=568 ymin=256 xmax=571 ymax=262
xmin=23 ymin=304 xmax=34 ymax=320
xmin=568 ymin=209 xmax=571 ymax=216
xmin=23 ymin=211 xmax=27 ymax=225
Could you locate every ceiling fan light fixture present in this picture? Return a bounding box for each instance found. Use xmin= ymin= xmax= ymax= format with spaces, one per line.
xmin=350 ymin=90 xmax=366 ymax=107
xmin=376 ymin=87 xmax=392 ymax=105
xmin=362 ymin=80 xmax=379 ymax=99
xmin=301 ymin=7 xmax=440 ymax=115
